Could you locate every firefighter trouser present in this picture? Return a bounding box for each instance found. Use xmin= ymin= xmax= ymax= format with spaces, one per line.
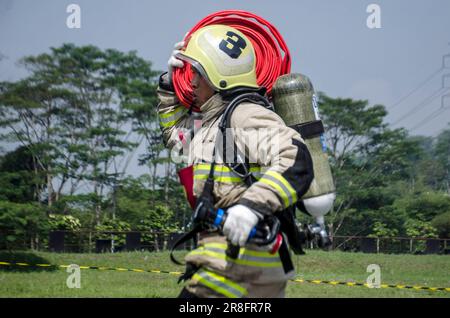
xmin=182 ymin=242 xmax=292 ymax=298
xmin=185 ymin=272 xmax=287 ymax=298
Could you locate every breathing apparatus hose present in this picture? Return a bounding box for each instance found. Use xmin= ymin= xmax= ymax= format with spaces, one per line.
xmin=172 ymin=10 xmax=291 ymax=112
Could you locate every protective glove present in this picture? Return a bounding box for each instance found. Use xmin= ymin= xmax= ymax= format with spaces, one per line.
xmin=167 ymin=40 xmax=185 ymax=85
xmin=223 ymin=204 xmax=261 ymax=246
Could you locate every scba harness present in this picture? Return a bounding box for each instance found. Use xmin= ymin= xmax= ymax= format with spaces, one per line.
xmin=171 ymin=91 xmax=310 ymax=279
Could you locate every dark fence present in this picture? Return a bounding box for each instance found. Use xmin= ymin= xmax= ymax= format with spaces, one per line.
xmin=46 ymin=230 xmax=195 ymax=253
xmin=327 ymin=236 xmax=450 ymax=254
xmin=2 ymin=230 xmax=449 ymax=254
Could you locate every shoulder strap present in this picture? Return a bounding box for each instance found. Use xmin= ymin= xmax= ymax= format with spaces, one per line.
xmin=217 ymin=93 xmax=272 ymax=187
xmin=170 ymin=93 xmax=272 ymax=265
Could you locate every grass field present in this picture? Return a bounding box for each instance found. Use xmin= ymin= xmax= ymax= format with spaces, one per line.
xmin=0 ymin=250 xmax=449 ymax=298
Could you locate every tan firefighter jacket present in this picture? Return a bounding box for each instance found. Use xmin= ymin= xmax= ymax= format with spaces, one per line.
xmin=157 ymin=75 xmax=313 ymax=296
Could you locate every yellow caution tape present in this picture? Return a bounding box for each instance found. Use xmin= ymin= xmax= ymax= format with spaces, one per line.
xmin=1 ymin=260 xmax=448 ymax=292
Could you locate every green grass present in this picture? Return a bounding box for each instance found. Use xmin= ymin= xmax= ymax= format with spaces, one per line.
xmin=0 ymin=250 xmax=449 ymax=298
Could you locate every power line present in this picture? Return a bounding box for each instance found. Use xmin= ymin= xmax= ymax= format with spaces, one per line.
xmin=410 ymin=108 xmax=450 ymax=132
xmin=410 ymin=97 xmax=450 ymax=132
xmin=388 ymin=67 xmax=443 ymax=111
xmin=391 ymin=87 xmax=450 ymax=127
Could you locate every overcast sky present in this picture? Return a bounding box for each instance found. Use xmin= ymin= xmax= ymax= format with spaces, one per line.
xmin=2 ymin=0 xmax=450 ymax=134
xmin=1 ymin=0 xmax=450 ymax=180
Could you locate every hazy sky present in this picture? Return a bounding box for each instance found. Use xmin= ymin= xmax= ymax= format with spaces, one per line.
xmin=1 ymin=0 xmax=450 ymax=181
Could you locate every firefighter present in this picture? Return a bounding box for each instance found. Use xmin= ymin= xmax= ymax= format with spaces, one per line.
xmin=157 ymin=25 xmax=314 ymax=298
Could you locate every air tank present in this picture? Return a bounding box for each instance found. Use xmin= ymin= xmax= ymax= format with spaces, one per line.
xmin=272 ymin=73 xmax=335 ymax=244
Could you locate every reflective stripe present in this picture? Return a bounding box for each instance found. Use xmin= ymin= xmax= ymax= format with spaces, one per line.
xmin=265 ymin=170 xmax=297 ymax=203
xmin=194 ymin=164 xmax=261 ymax=173
xmin=193 ymin=164 xmax=262 ymax=183
xmin=192 ymin=269 xmax=247 ymax=298
xmin=205 ymin=247 xmax=281 ymax=264
xmin=194 ymin=170 xmax=242 ymax=182
xmin=188 ymin=243 xmax=282 ymax=268
xmin=159 ymin=107 xmax=187 ymax=128
xmin=204 ymin=243 xmax=279 ymax=258
xmin=259 ymin=170 xmax=297 ymax=207
xmin=189 ymin=249 xmax=282 ymax=268
xmin=251 ymin=171 xmax=263 ymax=179
xmin=194 ymin=174 xmax=242 ymax=183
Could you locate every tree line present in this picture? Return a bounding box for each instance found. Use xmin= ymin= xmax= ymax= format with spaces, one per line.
xmin=0 ymin=44 xmax=449 ymax=250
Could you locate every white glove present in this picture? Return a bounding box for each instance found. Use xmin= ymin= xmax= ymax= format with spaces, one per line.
xmin=223 ymin=204 xmax=260 ymax=246
xmin=167 ymin=40 xmax=185 ymax=84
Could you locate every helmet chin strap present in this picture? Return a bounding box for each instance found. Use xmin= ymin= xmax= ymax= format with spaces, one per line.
xmin=220 ymin=86 xmax=267 ymax=102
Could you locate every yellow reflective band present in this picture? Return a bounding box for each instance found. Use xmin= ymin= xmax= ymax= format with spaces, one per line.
xmin=193 ymin=164 xmax=262 ymax=183
xmin=259 ymin=171 xmax=297 ymax=207
xmin=160 ymin=119 xmax=178 ymax=128
xmin=265 ymin=171 xmax=297 ymax=203
xmin=194 ymin=164 xmax=261 ymax=173
xmin=159 ymin=106 xmax=185 ymax=119
xmin=259 ymin=177 xmax=290 ymax=207
xmin=193 ymin=174 xmax=243 ymax=183
xmin=188 ymin=248 xmax=282 ymax=268
xmin=194 ymin=164 xmax=225 ymax=172
xmin=204 ymin=242 xmax=280 ymax=258
xmin=193 ymin=270 xmax=247 ymax=298
xmin=159 ymin=107 xmax=187 ymax=128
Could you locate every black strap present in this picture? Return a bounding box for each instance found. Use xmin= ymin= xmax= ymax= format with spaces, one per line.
xmin=278 ymin=235 xmax=294 ymax=274
xmin=218 ymin=92 xmax=272 ymax=186
xmin=220 ymin=86 xmax=267 ymax=102
xmin=170 ymin=225 xmax=202 ymax=265
xmin=158 ymin=72 xmax=174 ymax=92
xmin=177 ymin=263 xmax=200 ymax=284
xmin=289 ymin=120 xmax=324 ymax=139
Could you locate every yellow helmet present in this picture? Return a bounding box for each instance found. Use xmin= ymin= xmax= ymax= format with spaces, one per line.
xmin=176 ymin=24 xmax=259 ymax=91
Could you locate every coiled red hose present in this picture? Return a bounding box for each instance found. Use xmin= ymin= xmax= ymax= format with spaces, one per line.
xmin=172 ymin=10 xmax=291 ymax=111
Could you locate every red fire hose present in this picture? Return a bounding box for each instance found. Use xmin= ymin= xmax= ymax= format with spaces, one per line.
xmin=172 ymin=10 xmax=291 ymax=112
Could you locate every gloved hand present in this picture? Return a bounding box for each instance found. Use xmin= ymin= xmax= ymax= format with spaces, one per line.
xmin=167 ymin=40 xmax=185 ymax=85
xmin=223 ymin=204 xmax=261 ymax=246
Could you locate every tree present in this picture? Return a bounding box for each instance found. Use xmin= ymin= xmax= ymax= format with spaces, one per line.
xmin=0 ymin=146 xmax=45 ymax=202
xmin=433 ymin=126 xmax=450 ymax=193
xmin=318 ymin=93 xmax=387 ymax=169
xmin=0 ymin=200 xmax=48 ymax=250
xmin=432 ymin=211 xmax=450 ymax=238
xmin=317 ymin=93 xmax=428 ymax=237
xmin=114 ymin=175 xmax=185 ymax=232
xmin=0 ymin=44 xmax=158 ymax=224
